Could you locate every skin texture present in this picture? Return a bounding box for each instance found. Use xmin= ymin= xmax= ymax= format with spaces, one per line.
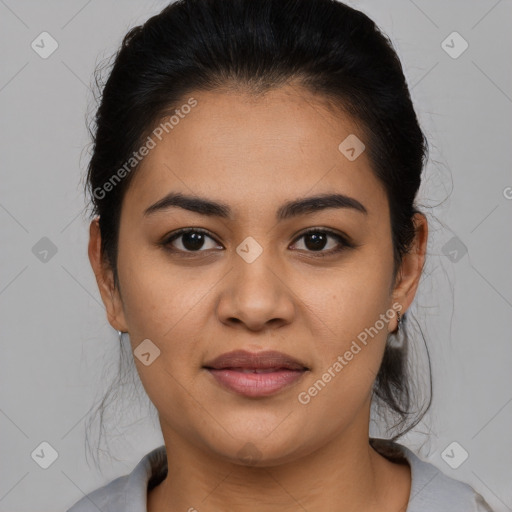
xmin=89 ymin=84 xmax=427 ymax=512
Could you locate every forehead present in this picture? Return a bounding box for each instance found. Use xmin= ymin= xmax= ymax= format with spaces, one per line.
xmin=123 ymin=86 xmax=387 ymax=219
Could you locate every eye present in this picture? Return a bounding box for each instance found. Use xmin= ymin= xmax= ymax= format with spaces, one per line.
xmin=161 ymin=227 xmax=354 ymax=256
xmin=290 ymin=228 xmax=353 ymax=256
xmin=163 ymin=228 xmax=223 ymax=253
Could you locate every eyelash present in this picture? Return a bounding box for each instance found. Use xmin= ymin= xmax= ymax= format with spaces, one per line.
xmin=161 ymin=227 xmax=354 ymax=257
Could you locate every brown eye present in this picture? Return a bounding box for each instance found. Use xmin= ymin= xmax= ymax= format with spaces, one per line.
xmin=164 ymin=228 xmax=222 ymax=253
xmin=291 ymin=228 xmax=353 ymax=256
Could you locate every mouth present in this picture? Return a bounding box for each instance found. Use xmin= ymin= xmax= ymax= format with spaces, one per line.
xmin=203 ymin=350 xmax=310 ymax=398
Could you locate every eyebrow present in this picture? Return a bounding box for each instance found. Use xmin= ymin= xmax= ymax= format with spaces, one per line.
xmin=143 ymin=191 xmax=368 ymax=220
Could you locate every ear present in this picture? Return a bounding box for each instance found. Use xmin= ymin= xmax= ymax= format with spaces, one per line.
xmin=390 ymin=212 xmax=428 ymax=329
xmin=88 ymin=217 xmax=128 ymax=332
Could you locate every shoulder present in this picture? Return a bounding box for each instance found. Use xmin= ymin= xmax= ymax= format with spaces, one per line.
xmin=370 ymin=438 xmax=495 ymax=512
xmin=66 ymin=445 xmax=167 ymax=512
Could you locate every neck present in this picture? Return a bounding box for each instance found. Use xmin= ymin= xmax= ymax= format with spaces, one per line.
xmin=147 ymin=406 xmax=410 ymax=512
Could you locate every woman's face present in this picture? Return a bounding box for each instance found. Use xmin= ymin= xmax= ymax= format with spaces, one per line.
xmin=90 ymin=84 xmax=425 ymax=465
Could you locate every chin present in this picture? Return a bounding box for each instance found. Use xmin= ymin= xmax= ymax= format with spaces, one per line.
xmin=201 ymin=427 xmax=315 ymax=468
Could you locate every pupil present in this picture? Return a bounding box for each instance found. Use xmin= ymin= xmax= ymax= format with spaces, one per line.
xmin=305 ymin=233 xmax=326 ymax=251
xmin=183 ymin=232 xmax=204 ymax=251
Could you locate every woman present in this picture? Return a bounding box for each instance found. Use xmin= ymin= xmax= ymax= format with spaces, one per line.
xmin=68 ymin=0 xmax=494 ymax=510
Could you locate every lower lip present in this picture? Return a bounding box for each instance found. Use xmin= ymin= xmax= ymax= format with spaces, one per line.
xmin=206 ymin=368 xmax=306 ymax=398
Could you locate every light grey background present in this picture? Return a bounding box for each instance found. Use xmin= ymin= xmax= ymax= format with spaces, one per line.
xmin=1 ymin=1 xmax=511 ymax=511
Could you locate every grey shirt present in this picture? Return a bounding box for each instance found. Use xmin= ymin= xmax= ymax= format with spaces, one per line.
xmin=66 ymin=438 xmax=494 ymax=511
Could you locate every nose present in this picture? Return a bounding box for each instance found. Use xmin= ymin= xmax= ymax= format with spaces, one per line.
xmin=215 ymin=250 xmax=296 ymax=332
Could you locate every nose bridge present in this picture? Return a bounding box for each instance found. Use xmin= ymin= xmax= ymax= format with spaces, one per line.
xmin=216 ymin=236 xmax=295 ymax=329
xmin=233 ymin=236 xmax=280 ymax=300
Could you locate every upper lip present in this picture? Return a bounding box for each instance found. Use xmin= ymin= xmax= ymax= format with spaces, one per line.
xmin=203 ymin=350 xmax=309 ymax=371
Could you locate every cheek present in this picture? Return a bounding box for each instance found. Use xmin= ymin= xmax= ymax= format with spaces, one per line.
xmin=296 ymin=245 xmax=394 ymax=402
xmin=116 ymin=257 xmax=211 ymax=418
xmin=294 ymin=276 xmax=392 ymax=440
xmin=306 ymin=251 xmax=394 ymax=348
xmin=115 ymin=246 xmax=215 ymax=395
xmin=116 ymin=240 xmax=207 ymax=334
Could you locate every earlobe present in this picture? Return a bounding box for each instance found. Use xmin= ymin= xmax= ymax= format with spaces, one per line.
xmin=88 ymin=217 xmax=128 ymax=332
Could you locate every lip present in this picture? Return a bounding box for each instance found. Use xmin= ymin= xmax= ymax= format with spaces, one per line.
xmin=203 ymin=350 xmax=309 ymax=398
